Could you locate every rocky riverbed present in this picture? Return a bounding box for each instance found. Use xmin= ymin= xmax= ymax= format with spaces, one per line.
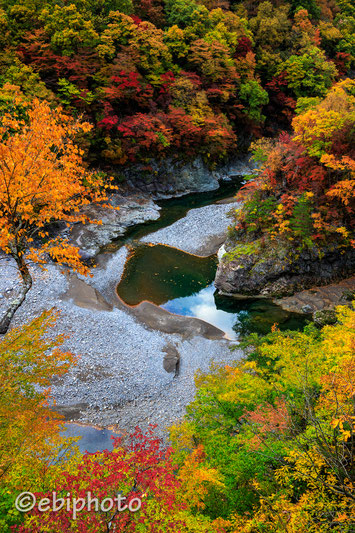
xmin=2 ymin=164 xmax=352 ymax=442
xmin=0 ymin=193 xmax=243 ymax=439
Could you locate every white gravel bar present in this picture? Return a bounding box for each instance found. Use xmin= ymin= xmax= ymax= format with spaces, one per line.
xmin=141 ymin=201 xmax=240 ymax=255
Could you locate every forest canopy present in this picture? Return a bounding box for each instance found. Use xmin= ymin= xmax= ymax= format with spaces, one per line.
xmin=0 ymin=0 xmax=353 ymax=167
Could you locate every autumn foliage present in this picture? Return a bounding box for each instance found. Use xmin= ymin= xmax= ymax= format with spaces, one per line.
xmin=0 ymin=90 xmax=113 ymax=332
xmin=0 ymin=90 xmax=109 ymax=271
xmin=0 ymin=1 xmax=354 ymax=531
xmin=0 ymin=0 xmax=351 ymax=169
xmin=17 ymin=427 xmax=188 ymax=533
xmin=2 ymin=305 xmax=354 ymax=532
xmin=234 ymin=79 xmax=355 ymax=249
xmin=170 ymin=304 xmax=355 ymax=532
xmin=0 ymin=311 xmax=78 ymax=530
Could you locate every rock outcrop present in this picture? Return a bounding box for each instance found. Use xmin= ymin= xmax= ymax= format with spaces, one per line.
xmin=215 ymin=237 xmax=355 ymax=299
xmin=69 ymin=194 xmax=161 ymax=258
xmin=275 ymin=276 xmax=355 ymax=320
xmin=122 ymin=155 xmax=255 ymax=199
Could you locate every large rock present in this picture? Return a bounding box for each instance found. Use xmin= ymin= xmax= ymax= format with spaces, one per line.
xmin=64 ymin=275 xmax=113 ymax=311
xmin=275 ymin=276 xmax=355 ymax=316
xmin=215 ymin=238 xmax=355 ymax=298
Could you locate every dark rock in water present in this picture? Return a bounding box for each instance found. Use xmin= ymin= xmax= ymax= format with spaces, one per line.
xmin=275 ymin=276 xmax=355 ymax=315
xmin=132 ymin=301 xmax=226 ymax=340
xmin=313 ymin=309 xmax=338 ymax=327
xmin=215 ymin=237 xmax=355 ymax=299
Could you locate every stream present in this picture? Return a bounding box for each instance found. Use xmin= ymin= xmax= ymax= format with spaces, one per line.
xmin=64 ymin=178 xmax=309 ymax=452
xmin=103 ymin=179 xmax=243 ymax=250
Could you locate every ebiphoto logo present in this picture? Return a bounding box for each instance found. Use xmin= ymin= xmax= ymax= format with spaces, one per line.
xmin=15 ymin=491 xmax=142 ymax=520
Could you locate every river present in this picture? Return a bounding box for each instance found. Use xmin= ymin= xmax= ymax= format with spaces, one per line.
xmin=61 ymin=178 xmax=308 ymax=452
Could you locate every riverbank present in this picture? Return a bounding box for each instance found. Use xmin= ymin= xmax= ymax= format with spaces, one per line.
xmin=215 ymin=235 xmax=355 ymax=300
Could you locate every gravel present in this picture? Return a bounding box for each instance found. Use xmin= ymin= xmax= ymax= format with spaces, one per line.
xmin=0 ymin=200 xmax=243 ymax=438
xmin=141 ymin=201 xmax=240 ymax=255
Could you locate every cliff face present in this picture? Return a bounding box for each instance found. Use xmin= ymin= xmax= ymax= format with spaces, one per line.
xmin=121 ymin=155 xmax=254 ymax=199
xmin=215 ymin=237 xmax=355 ymax=298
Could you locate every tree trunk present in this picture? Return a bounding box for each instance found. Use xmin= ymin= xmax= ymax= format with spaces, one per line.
xmin=0 ymin=256 xmax=32 ymax=334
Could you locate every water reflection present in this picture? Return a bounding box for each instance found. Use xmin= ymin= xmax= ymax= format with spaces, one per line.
xmin=162 ymin=284 xmax=239 ymax=339
xmin=62 ymin=423 xmax=117 ymax=453
xmin=117 ymin=243 xmax=310 ymax=338
xmin=162 ymin=284 xmax=309 ymax=338
xmin=116 ymin=244 xmax=217 ymax=307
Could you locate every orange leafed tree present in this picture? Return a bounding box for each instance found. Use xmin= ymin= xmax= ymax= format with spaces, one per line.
xmin=0 ymin=88 xmax=113 ymax=333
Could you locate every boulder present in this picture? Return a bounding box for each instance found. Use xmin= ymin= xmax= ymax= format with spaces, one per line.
xmin=313 ymin=309 xmax=338 ymax=327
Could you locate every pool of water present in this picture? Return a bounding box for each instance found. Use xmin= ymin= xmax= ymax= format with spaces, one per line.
xmin=117 ymin=244 xmax=218 ymax=307
xmin=62 ymin=423 xmax=117 ymax=453
xmin=117 ymin=244 xmax=309 ymax=338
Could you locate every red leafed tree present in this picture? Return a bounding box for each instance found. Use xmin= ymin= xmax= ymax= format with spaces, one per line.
xmin=281 ymin=144 xmax=328 ymax=194
xmin=103 ymin=72 xmax=153 ymax=108
xmin=116 ymin=113 xmax=173 ymax=161
xmin=17 ymin=428 xmax=187 ymax=533
xmin=265 ymin=73 xmax=296 ymax=126
xmin=234 ymin=37 xmax=253 ymax=58
xmin=242 ymin=399 xmax=289 ymax=450
xmin=165 ymin=107 xmax=202 ymax=152
xmin=333 ymin=52 xmax=352 ymax=77
xmin=18 ymin=30 xmax=100 ymax=93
